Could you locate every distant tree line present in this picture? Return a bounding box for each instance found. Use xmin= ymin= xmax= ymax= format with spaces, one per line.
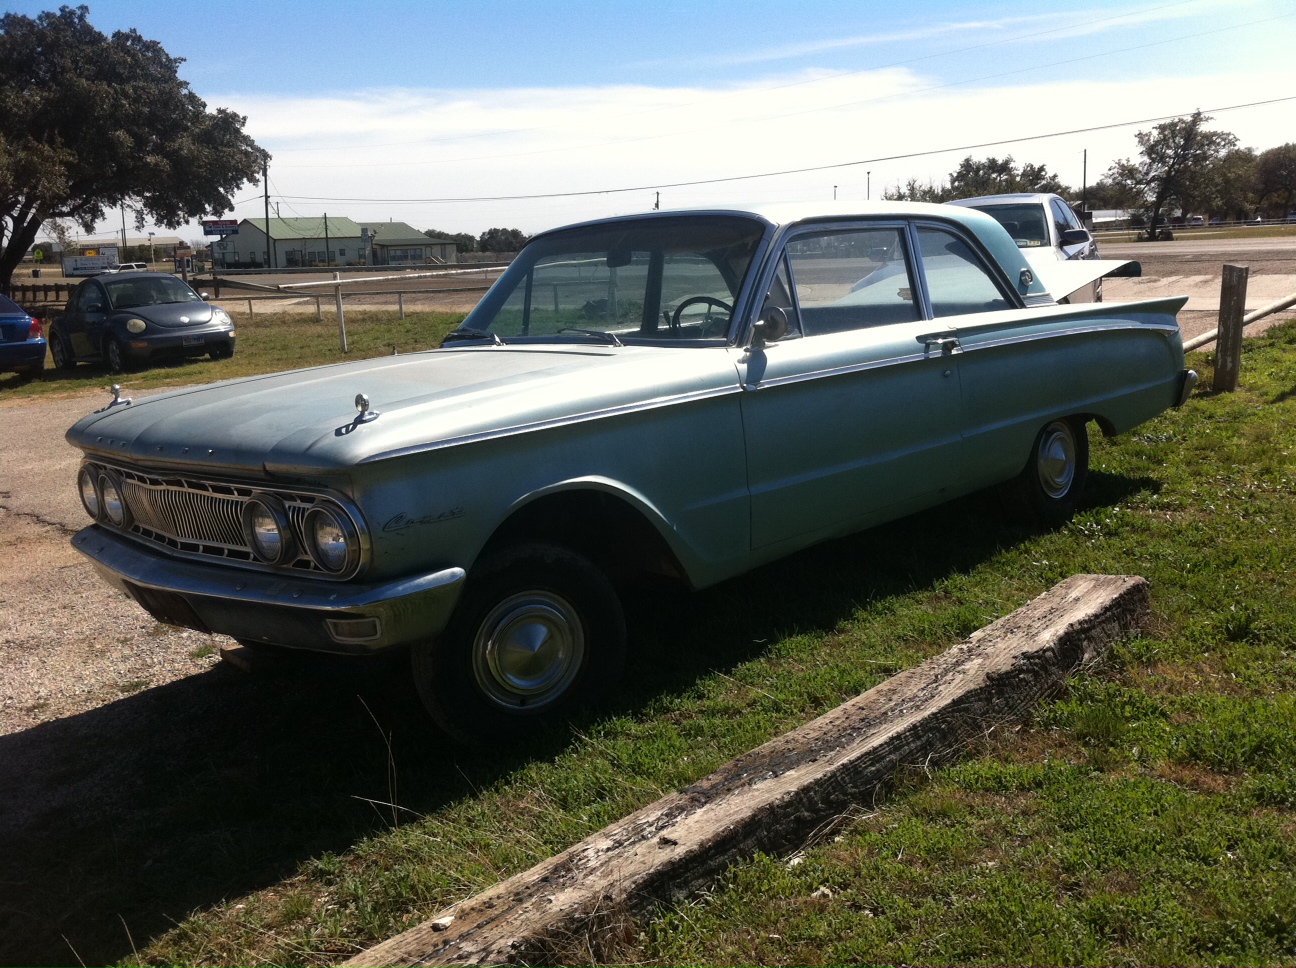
xmin=886 ymin=112 xmax=1296 ymax=241
xmin=423 ymin=226 xmax=530 ymax=254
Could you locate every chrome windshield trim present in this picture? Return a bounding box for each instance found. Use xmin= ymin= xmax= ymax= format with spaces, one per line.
xmin=359 ymin=383 xmax=743 ymax=463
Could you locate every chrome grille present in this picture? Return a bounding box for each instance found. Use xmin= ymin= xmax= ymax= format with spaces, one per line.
xmin=89 ymin=462 xmax=355 ymax=576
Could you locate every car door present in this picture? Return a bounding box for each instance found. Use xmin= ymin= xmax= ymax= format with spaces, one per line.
xmin=63 ymin=281 xmax=109 ymax=359
xmin=738 ymin=223 xmax=964 ymax=551
xmin=912 ymin=221 xmax=1072 ymax=490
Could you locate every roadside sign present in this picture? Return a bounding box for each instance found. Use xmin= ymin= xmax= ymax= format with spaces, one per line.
xmin=33 ymin=250 xmax=43 ymax=262
xmin=202 ymin=219 xmax=240 ymax=236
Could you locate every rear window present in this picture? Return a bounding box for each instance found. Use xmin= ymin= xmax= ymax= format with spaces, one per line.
xmin=0 ymin=294 xmax=26 ymax=315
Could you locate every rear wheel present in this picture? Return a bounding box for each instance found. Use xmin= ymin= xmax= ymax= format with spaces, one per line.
xmin=412 ymin=543 xmax=626 ymax=744
xmin=1006 ymin=417 xmax=1089 ymax=527
xmin=49 ymin=328 xmax=74 ymax=370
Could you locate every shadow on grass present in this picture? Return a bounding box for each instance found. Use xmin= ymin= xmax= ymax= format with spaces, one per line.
xmin=0 ymin=475 xmax=1151 ymax=967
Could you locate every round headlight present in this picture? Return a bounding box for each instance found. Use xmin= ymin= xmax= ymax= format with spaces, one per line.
xmin=241 ymin=495 xmax=295 ymax=564
xmin=305 ymin=505 xmax=357 ymax=574
xmin=212 ymin=307 xmax=232 ymax=325
xmin=78 ymin=465 xmax=102 ymax=520
xmin=98 ymin=472 xmax=130 ymax=527
xmin=125 ymin=318 xmax=147 ymax=334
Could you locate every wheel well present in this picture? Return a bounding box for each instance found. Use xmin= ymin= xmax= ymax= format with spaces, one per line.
xmin=1078 ymin=413 xmax=1117 ymax=438
xmin=480 ymin=489 xmax=687 ymax=585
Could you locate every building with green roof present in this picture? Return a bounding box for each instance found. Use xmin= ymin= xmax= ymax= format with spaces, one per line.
xmin=213 ymin=217 xmax=458 ymax=269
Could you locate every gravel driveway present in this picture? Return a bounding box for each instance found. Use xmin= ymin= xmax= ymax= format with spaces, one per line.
xmin=0 ymin=387 xmax=227 ymax=736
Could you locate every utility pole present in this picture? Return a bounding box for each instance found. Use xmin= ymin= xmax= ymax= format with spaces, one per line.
xmin=833 ymin=185 xmax=837 ymax=200
xmin=120 ymin=202 xmax=127 ymax=255
xmin=1082 ymin=149 xmax=1088 ymax=212
xmin=263 ymin=158 xmax=276 ymax=269
xmin=324 ymin=213 xmax=331 ymax=264
xmin=867 ymin=171 xmax=871 ymax=201
xmin=654 ymin=191 xmax=660 ymax=211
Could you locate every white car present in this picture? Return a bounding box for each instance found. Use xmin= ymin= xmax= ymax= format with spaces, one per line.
xmin=946 ymin=193 xmax=1133 ymax=303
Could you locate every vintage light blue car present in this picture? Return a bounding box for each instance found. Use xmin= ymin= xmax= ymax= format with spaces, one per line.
xmin=66 ymin=203 xmax=1195 ymax=742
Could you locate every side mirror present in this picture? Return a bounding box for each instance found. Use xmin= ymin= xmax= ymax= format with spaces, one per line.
xmin=200 ymin=292 xmax=211 ymax=301
xmin=752 ymin=306 xmax=789 ymax=346
xmin=1059 ymin=228 xmax=1091 ymax=246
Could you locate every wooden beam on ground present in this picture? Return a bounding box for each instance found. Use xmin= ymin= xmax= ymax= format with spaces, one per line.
xmin=346 ymin=574 xmax=1149 ymax=968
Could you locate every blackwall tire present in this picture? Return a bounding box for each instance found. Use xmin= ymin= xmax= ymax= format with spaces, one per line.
xmin=50 ymin=329 xmax=74 ymax=370
xmin=1006 ymin=417 xmax=1090 ymax=527
xmin=105 ymin=337 xmax=127 ymax=373
xmin=412 ymin=543 xmax=626 ymax=744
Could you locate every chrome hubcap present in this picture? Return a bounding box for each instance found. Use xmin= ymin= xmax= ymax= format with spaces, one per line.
xmin=471 ymin=591 xmax=584 ymax=710
xmin=1036 ymin=421 xmax=1077 ymax=499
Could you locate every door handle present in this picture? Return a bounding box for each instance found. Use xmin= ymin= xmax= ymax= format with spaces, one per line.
xmin=920 ymin=334 xmax=962 ymax=356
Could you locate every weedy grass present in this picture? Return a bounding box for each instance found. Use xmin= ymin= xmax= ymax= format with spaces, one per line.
xmin=3 ymin=321 xmax=1294 ymax=967
xmin=0 ymin=309 xmax=465 ymax=399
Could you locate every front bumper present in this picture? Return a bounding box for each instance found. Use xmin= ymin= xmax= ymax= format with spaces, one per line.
xmin=72 ymin=525 xmax=465 ymax=655
xmin=129 ymin=326 xmax=235 ymax=359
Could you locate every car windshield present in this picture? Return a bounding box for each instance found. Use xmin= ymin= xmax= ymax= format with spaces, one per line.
xmin=460 ymin=215 xmax=766 ymax=343
xmin=968 ymin=203 xmax=1050 ymax=249
xmin=103 ymin=276 xmax=202 ymax=310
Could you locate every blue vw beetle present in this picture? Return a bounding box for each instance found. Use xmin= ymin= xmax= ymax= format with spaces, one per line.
xmin=66 ymin=203 xmax=1194 ymax=742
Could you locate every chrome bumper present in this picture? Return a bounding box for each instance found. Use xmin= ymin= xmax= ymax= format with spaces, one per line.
xmin=72 ymin=525 xmax=465 ymax=655
xmin=1177 ymin=368 xmax=1199 ymax=407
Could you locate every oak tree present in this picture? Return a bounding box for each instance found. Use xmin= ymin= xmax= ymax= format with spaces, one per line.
xmin=0 ymin=6 xmax=267 ymax=288
xmin=1106 ymin=111 xmax=1237 ymax=240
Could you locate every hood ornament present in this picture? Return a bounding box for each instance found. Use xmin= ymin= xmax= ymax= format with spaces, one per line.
xmin=354 ymin=392 xmax=380 ymax=424
xmin=95 ymin=384 xmax=132 ymax=413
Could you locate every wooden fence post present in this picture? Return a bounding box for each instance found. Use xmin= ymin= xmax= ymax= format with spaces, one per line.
xmin=1214 ymin=264 xmax=1249 ymax=392
xmin=334 ymin=271 xmax=347 ymax=352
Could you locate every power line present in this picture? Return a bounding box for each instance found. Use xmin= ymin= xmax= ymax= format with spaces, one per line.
xmin=271 ymin=95 xmax=1296 ymax=205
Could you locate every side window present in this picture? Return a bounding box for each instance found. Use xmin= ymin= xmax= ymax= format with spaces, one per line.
xmin=1051 ymin=198 xmax=1082 ymax=236
xmin=916 ymin=226 xmax=1013 ymax=318
xmin=784 ymin=227 xmax=918 ymax=336
xmin=73 ymin=284 xmax=105 ymax=313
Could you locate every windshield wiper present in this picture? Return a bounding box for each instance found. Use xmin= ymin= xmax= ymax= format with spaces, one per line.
xmin=442 ymin=328 xmax=503 ymax=346
xmin=557 ymin=327 xmax=623 ymax=347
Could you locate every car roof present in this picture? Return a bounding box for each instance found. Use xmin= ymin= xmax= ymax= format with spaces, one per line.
xmin=524 ymin=201 xmax=1050 ymax=302
xmin=947 ymin=193 xmax=1061 ymax=207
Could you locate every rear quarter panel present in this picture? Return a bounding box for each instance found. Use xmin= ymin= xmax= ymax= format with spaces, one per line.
xmin=951 ymin=297 xmax=1187 ymax=490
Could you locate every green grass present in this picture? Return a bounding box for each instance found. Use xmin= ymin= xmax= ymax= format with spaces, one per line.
xmin=5 ymin=319 xmax=1295 ymax=967
xmin=1094 ymin=223 xmax=1296 ymax=244
xmin=0 ymin=308 xmax=466 ymax=399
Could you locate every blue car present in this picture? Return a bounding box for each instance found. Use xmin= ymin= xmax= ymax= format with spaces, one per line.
xmin=0 ymin=293 xmax=47 ymax=377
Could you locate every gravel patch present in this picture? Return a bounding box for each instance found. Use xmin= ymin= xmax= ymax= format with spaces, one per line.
xmin=0 ymin=508 xmax=227 ymax=736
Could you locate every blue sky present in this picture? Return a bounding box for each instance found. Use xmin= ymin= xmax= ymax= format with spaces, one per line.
xmin=12 ymin=0 xmax=1295 ymax=241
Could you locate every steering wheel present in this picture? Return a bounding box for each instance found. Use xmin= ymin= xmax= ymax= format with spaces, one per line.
xmin=671 ymin=296 xmax=733 ymax=337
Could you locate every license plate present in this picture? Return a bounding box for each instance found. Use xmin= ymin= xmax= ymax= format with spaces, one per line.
xmin=182 ymin=335 xmax=204 ymax=346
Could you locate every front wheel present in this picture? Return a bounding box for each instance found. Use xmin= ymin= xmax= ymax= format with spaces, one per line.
xmin=412 ymin=543 xmax=626 ymax=743
xmin=1005 ymin=417 xmax=1089 ymax=527
xmin=105 ymin=336 xmax=128 ymax=373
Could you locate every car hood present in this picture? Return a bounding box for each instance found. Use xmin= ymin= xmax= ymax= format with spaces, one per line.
xmin=66 ymin=345 xmax=740 ymax=477
xmin=126 ymin=301 xmax=215 ymax=328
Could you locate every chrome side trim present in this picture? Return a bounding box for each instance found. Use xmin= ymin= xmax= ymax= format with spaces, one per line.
xmin=956 ymin=320 xmax=1180 ymax=354
xmin=742 ymin=350 xmax=930 ymax=391
xmin=360 ymin=383 xmax=742 ymax=463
